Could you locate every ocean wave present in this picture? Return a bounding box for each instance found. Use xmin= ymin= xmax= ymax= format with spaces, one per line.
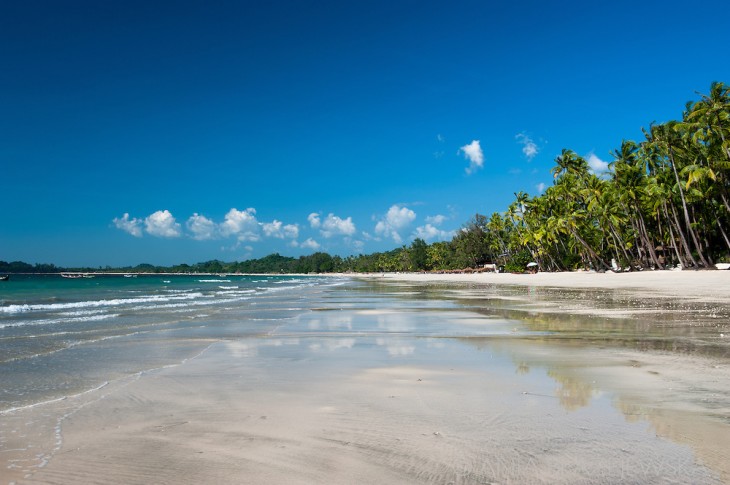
xmin=218 ymin=285 xmax=239 ymax=289
xmin=0 ymin=292 xmax=205 ymax=314
xmin=56 ymin=309 xmax=108 ymax=317
xmin=263 ymin=283 xmax=313 ymax=293
xmin=126 ymin=294 xmax=252 ymax=312
xmin=0 ymin=313 xmax=120 ymax=329
xmin=0 ymin=381 xmax=110 ymax=415
xmin=215 ymin=289 xmax=256 ymax=296
xmin=198 ymin=279 xmax=231 ymax=283
xmin=126 ymin=302 xmax=191 ymax=312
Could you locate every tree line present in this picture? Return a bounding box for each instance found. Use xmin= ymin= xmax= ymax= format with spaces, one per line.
xmin=506 ymin=81 xmax=730 ymax=271
xmin=3 ymin=82 xmax=728 ymax=275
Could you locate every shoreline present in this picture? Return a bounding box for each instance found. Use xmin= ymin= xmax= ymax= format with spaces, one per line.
xmin=5 ymin=269 xmax=729 ymax=302
xmin=355 ymin=269 xmax=730 ymax=301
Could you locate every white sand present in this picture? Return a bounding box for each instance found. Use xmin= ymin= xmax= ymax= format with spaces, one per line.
xmin=358 ymin=269 xmax=730 ymax=301
xmin=16 ymin=337 xmax=727 ymax=485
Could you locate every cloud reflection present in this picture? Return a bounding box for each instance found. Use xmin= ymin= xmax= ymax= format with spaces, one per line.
xmin=376 ymin=337 xmax=415 ymax=356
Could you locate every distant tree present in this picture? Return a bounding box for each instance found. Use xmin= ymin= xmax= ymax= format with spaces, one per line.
xmin=451 ymin=214 xmax=491 ymax=268
xmin=426 ymin=241 xmax=452 ymax=270
xmin=409 ymin=238 xmax=428 ymax=271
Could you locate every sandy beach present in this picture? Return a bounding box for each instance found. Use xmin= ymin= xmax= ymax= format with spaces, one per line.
xmin=359 ymin=268 xmax=730 ymax=300
xmin=3 ymin=271 xmax=729 ymax=484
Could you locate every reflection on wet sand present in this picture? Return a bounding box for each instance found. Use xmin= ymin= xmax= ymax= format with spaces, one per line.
xmin=456 ymin=333 xmax=730 ymax=482
xmin=6 ymin=278 xmax=729 ymax=484
xmin=363 ymin=280 xmax=730 ymax=481
xmin=304 ymin=283 xmax=730 ymax=480
xmin=548 ymin=370 xmax=596 ymax=411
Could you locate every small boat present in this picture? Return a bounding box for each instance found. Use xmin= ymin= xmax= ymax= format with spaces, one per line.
xmin=0 ymin=275 xmax=9 ymax=281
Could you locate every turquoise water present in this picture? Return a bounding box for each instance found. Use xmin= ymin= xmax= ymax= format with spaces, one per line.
xmin=0 ymin=274 xmax=340 ymax=412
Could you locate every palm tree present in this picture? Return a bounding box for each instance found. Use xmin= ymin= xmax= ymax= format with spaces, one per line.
xmin=462 ymin=82 xmax=730 ymax=273
xmin=609 ymin=140 xmax=665 ymax=268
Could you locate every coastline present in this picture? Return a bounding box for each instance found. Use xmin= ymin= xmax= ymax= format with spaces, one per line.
xmin=355 ymin=269 xmax=730 ymax=301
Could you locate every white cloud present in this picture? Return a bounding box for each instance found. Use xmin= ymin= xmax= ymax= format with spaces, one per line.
xmin=113 ymin=213 xmax=143 ymax=237
xmin=459 ymin=140 xmax=484 ymax=175
xmin=348 ymin=238 xmax=365 ymax=253
xmin=144 ymin=210 xmax=181 ymax=238
xmin=414 ymin=224 xmax=453 ymax=241
xmin=425 ymin=214 xmax=447 ymax=226
xmin=375 ymin=205 xmax=416 ymax=243
xmin=587 ymin=152 xmax=609 ymax=173
xmin=263 ymin=220 xmax=299 ymax=239
xmin=536 ymin=182 xmax=546 ymax=193
xmin=220 ymin=208 xmax=260 ymax=241
xmin=436 ymin=134 xmax=445 ymax=142
xmin=283 ymin=224 xmax=299 ymax=239
xmin=308 ymin=213 xmax=321 ymax=228
xmin=186 ymin=213 xmax=217 ymax=240
xmin=416 ymin=214 xmax=451 ymax=240
xmin=300 ymin=238 xmax=320 ymax=250
xmin=516 ymin=133 xmax=539 ymax=161
xmin=320 ymin=213 xmax=356 ymax=238
xmin=116 ymin=207 xmax=306 ymax=244
xmin=262 ymin=220 xmax=282 ymax=238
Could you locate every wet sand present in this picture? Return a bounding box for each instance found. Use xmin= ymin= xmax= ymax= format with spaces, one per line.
xmin=4 ymin=272 xmax=730 ymax=484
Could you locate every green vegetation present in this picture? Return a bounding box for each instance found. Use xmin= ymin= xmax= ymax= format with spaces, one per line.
xmin=2 ymin=83 xmax=728 ymax=274
xmin=507 ymin=81 xmax=730 ymax=271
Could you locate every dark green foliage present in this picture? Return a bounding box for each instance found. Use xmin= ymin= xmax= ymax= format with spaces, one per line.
xmin=409 ymin=238 xmax=429 ymax=271
xmin=0 ymin=261 xmax=58 ymax=273
xmin=234 ymin=254 xmax=296 ymax=273
xmin=504 ymin=250 xmax=532 ymax=273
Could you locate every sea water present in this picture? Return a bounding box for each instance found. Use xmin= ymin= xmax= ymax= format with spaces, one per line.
xmin=0 ymin=274 xmax=341 ymax=413
xmin=3 ymin=274 xmax=728 ymax=416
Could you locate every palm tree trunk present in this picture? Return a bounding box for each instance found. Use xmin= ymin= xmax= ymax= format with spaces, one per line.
xmin=569 ymin=228 xmax=611 ymax=270
xmin=545 ymin=252 xmax=560 ymax=272
xmin=637 ymin=210 xmax=663 ymax=269
xmin=690 ymin=208 xmax=712 ymax=266
xmin=669 ymin=148 xmax=710 ymax=266
xmin=626 ymin=216 xmax=645 ymax=266
xmin=669 ymin=203 xmax=698 ymax=267
xmin=608 ymin=222 xmax=633 ymax=266
xmin=716 ymin=214 xmax=730 ymax=251
xmin=662 ymin=203 xmax=686 ymax=267
xmin=720 ymin=191 xmax=730 ymax=215
xmin=607 ymin=233 xmax=623 ymax=271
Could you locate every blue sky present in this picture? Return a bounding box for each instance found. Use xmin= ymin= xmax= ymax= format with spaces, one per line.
xmin=2 ymin=0 xmax=729 ymax=267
